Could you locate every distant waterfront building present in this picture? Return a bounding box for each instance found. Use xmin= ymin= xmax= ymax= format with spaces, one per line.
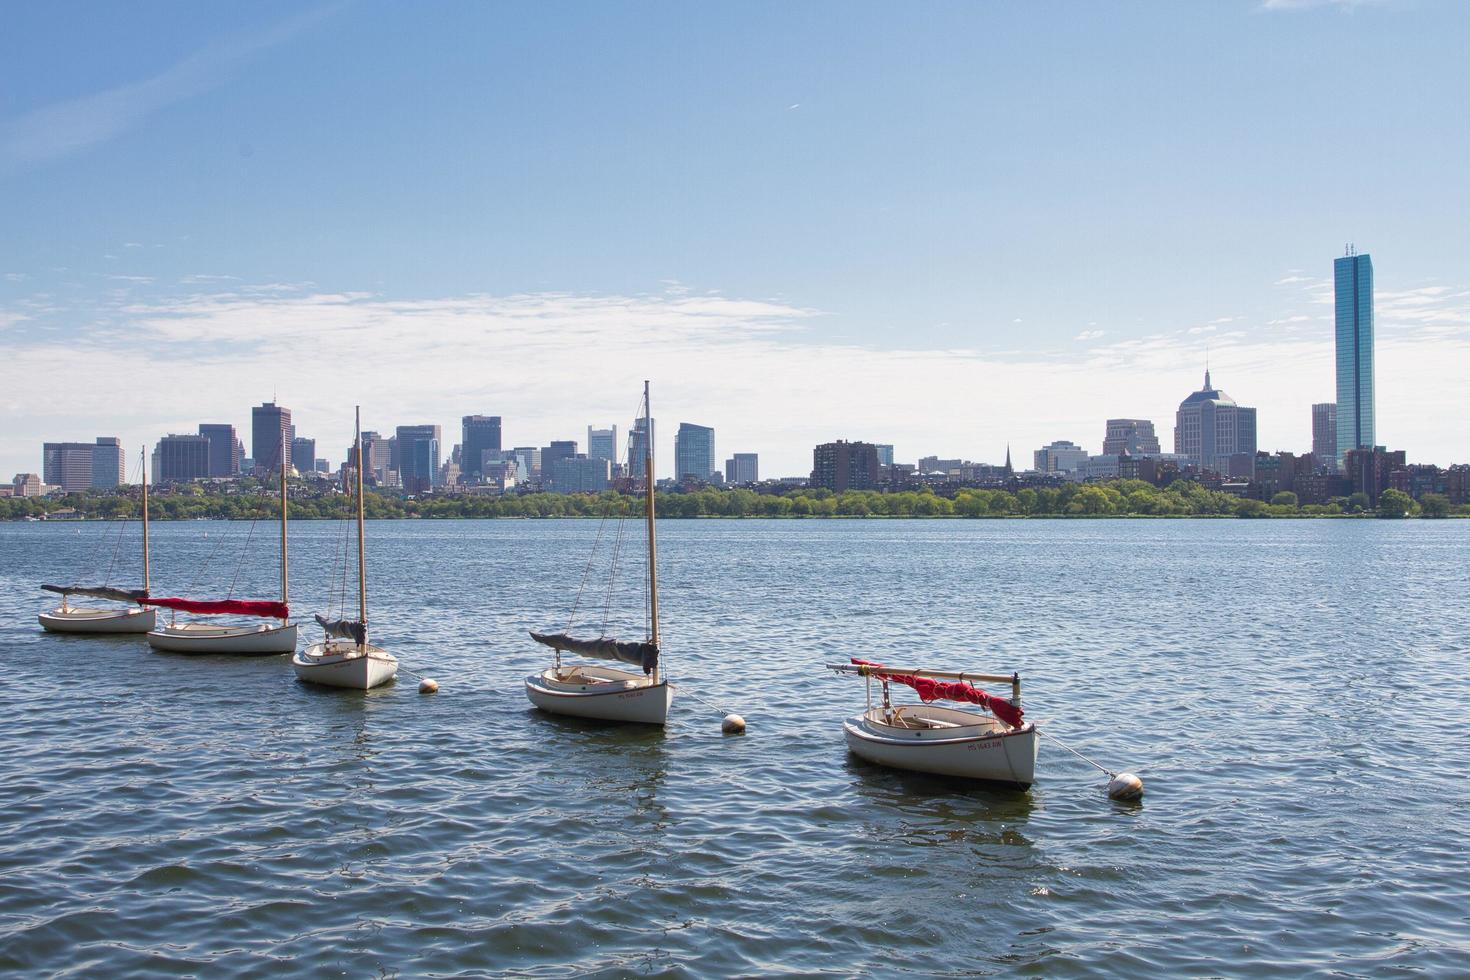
xmin=812 ymin=440 xmax=880 ymax=491
xmin=13 ymin=473 xmax=42 ymax=497
xmin=396 ymin=425 xmax=442 ymax=493
xmin=1345 ymin=446 xmax=1406 ymax=506
xmin=291 ymin=438 xmax=316 ymax=476
xmin=587 ymin=425 xmax=618 ymax=462
xmin=1103 ymin=419 xmax=1161 ymax=456
xmin=1335 ymin=249 xmax=1375 ymax=462
xmin=1033 ymin=440 xmax=1089 ymax=473
xmin=550 ymin=455 xmax=611 ymax=493
xmin=917 ymin=456 xmax=964 ymax=475
xmin=462 ymin=415 xmax=503 ymax=484
xmin=156 ymin=434 xmax=211 ymax=482
xmin=674 ymin=423 xmax=717 ymax=482
xmin=875 ymin=444 xmax=895 ymax=467
xmin=91 ymin=437 xmax=124 ymax=489
xmin=628 ymin=417 xmax=655 ymax=480
xmin=1311 ymin=403 xmax=1338 ymax=472
xmin=1173 ymin=370 xmax=1257 ymax=471
xmin=511 ymin=446 xmax=541 ymax=481
xmin=482 ymin=457 xmax=520 ymax=491
xmin=541 ymin=441 xmax=578 ymax=486
xmin=198 ymin=424 xmax=241 ymax=477
xmin=42 ymin=440 xmax=119 ymax=494
xmin=1074 ymin=454 xmax=1122 ymax=482
xmin=251 ymin=402 xmax=292 ymax=475
xmin=725 ymin=453 xmax=759 ymax=485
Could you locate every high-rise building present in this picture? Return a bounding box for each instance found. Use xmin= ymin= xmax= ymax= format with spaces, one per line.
xmin=1345 ymin=446 xmax=1406 ymax=506
xmin=1103 ymin=419 xmax=1161 ymax=456
xmin=198 ymin=424 xmax=241 ymax=477
xmin=1033 ymin=440 xmax=1089 ymax=473
xmin=628 ymin=417 xmax=655 ymax=480
xmin=674 ymin=423 xmax=716 ymax=482
xmin=156 ymin=434 xmax=211 ymax=482
xmin=549 ymin=455 xmax=611 ymax=493
xmin=251 ymin=402 xmax=292 ymax=475
xmin=511 ymin=446 xmax=541 ymax=481
xmin=541 ymin=440 xmax=578 ymax=486
xmin=1311 ymin=403 xmax=1338 ymax=472
xmin=291 ymin=438 xmax=316 ymax=476
xmin=1174 ymin=370 xmax=1257 ymax=471
xmin=587 ymin=425 xmax=618 ymax=462
xmin=91 ymin=437 xmax=124 ymax=488
xmin=396 ymin=425 xmax=442 ymax=494
xmin=812 ymin=440 xmax=880 ymax=491
xmin=461 ymin=415 xmax=502 ymax=484
xmin=1335 ymin=250 xmax=1375 ymax=461
xmin=13 ymin=473 xmax=42 ymax=497
xmin=725 ymin=453 xmax=759 ymax=484
xmin=874 ymin=444 xmax=895 ymax=467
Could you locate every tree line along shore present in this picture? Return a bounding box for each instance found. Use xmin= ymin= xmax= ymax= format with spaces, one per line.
xmin=3 ymin=480 xmax=1463 ymax=521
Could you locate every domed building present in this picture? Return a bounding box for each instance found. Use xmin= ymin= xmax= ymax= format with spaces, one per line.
xmin=1174 ymin=370 xmax=1257 ymax=472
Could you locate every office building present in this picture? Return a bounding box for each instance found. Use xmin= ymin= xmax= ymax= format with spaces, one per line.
xmin=1103 ymin=419 xmax=1161 ymax=456
xmin=725 ymin=453 xmax=759 ymax=485
xmin=541 ymin=440 xmax=578 ymax=486
xmin=396 ymin=424 xmax=442 ymax=494
xmin=461 ymin=415 xmax=503 ymax=484
xmin=875 ymin=444 xmax=895 ymax=467
xmin=511 ymin=446 xmax=541 ymax=481
xmin=1335 ymin=249 xmax=1375 ymax=462
xmin=251 ymin=402 xmax=292 ymax=475
xmin=482 ymin=457 xmax=520 ymax=492
xmin=198 ymin=424 xmax=241 ymax=477
xmin=812 ymin=440 xmax=880 ymax=491
xmin=1033 ymin=440 xmax=1089 ymax=473
xmin=1345 ymin=446 xmax=1406 ymax=506
xmin=628 ymin=417 xmax=655 ymax=480
xmin=91 ymin=437 xmax=124 ymax=488
xmin=587 ymin=425 xmax=619 ymax=462
xmin=674 ymin=423 xmax=717 ymax=482
xmin=1173 ymin=370 xmax=1257 ymax=471
xmin=291 ymin=438 xmax=316 ymax=476
xmin=549 ymin=454 xmax=611 ymax=493
xmin=1311 ymin=403 xmax=1337 ymax=472
xmin=13 ymin=473 xmax=42 ymax=497
xmin=42 ymin=440 xmax=119 ymax=494
xmin=156 ymin=434 xmax=211 ymax=483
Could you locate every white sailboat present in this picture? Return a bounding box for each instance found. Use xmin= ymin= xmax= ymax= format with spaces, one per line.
xmin=826 ymin=660 xmax=1038 ymax=788
xmin=525 ymin=380 xmax=673 ymax=725
xmin=144 ymin=435 xmax=298 ymax=655
xmin=38 ymin=449 xmax=157 ymax=634
xmin=292 ymin=407 xmax=398 ymax=690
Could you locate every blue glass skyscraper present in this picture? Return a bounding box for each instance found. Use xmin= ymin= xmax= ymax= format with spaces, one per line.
xmin=1334 ymin=250 xmax=1374 ymax=461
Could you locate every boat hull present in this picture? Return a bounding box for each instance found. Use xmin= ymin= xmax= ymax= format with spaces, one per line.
xmin=39 ymin=606 xmax=157 ymax=634
xmin=525 ymin=668 xmax=672 ymax=725
xmin=844 ymin=713 xmax=1038 ymax=788
xmin=292 ymin=640 xmax=398 ymax=690
xmin=146 ymin=622 xmax=298 ymax=655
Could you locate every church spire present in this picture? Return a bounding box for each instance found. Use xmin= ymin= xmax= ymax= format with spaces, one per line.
xmin=1004 ymin=443 xmax=1014 ymax=477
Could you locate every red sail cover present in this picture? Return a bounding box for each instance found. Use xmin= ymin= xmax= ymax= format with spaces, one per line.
xmin=142 ymin=597 xmax=290 ymax=619
xmin=852 ymin=658 xmax=1024 ymax=728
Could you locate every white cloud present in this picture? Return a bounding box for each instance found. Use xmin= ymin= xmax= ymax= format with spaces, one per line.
xmin=1074 ymin=329 xmax=1106 ymax=342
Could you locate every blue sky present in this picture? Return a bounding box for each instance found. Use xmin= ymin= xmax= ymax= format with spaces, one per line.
xmin=3 ymin=0 xmax=1468 ymax=478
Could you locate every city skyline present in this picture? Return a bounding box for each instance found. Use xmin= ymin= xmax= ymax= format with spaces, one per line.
xmin=5 ymin=4 xmax=1470 ymax=477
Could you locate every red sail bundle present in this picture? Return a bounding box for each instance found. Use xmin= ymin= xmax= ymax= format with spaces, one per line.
xmin=852 ymin=658 xmax=1025 ymax=728
xmin=141 ymin=597 xmax=290 ymax=619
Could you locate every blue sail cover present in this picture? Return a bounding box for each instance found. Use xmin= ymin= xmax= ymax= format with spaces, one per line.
xmin=315 ymin=613 xmax=367 ymax=645
xmin=530 ymin=631 xmax=658 ymax=674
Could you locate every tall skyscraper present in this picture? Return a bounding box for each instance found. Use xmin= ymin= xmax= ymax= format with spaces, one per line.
xmin=1335 ymin=249 xmax=1374 ymax=461
xmin=629 ymin=417 xmax=655 ymax=480
xmin=1173 ymin=370 xmax=1257 ymax=471
xmin=587 ymin=425 xmax=618 ymax=462
xmin=91 ymin=437 xmax=124 ymax=488
xmin=540 ymin=440 xmax=578 ymax=486
xmin=511 ymin=446 xmax=541 ymax=481
xmin=156 ymin=434 xmax=211 ymax=482
xmin=874 ymin=444 xmax=895 ymax=467
xmin=674 ymin=423 xmax=716 ymax=482
xmin=251 ymin=402 xmax=292 ymax=475
xmin=812 ymin=440 xmax=880 ymax=491
xmin=1103 ymin=419 xmax=1161 ymax=456
xmin=461 ymin=415 xmax=503 ymax=484
xmin=199 ymin=424 xmax=241 ymax=477
xmin=42 ymin=439 xmax=122 ymax=493
xmin=1311 ymin=403 xmax=1338 ymax=470
xmin=725 ymin=453 xmax=759 ymax=484
xmin=291 ymin=437 xmax=316 ymax=475
xmin=395 ymin=425 xmax=442 ymax=493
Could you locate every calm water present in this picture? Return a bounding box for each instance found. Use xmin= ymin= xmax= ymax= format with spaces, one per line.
xmin=1 ymin=518 xmax=1467 ymax=977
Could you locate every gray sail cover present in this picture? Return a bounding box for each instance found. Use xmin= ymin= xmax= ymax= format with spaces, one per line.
xmin=315 ymin=614 xmax=367 ymax=645
xmin=530 ymin=631 xmax=659 ymax=674
xmin=42 ymin=584 xmax=147 ymax=603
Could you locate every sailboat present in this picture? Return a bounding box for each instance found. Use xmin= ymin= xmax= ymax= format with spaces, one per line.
xmin=826 ymin=659 xmax=1038 ymax=788
xmin=292 ymin=407 xmax=398 ymax=690
xmin=524 ymin=380 xmax=673 ymax=725
xmin=38 ymin=449 xmax=157 ymax=634
xmin=143 ymin=435 xmax=297 ymax=655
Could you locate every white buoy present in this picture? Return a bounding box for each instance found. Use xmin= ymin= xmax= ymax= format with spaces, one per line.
xmin=721 ymin=713 xmax=746 ymax=734
xmin=418 ymin=677 xmax=439 ymax=694
xmin=1107 ymin=772 xmax=1143 ymax=801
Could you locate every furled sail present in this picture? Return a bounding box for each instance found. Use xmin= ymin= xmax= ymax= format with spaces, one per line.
xmin=42 ymin=584 xmax=148 ymax=603
xmin=141 ymin=597 xmax=290 ymax=619
xmin=852 ymin=658 xmax=1025 ymax=728
xmin=315 ymin=614 xmax=367 ymax=645
xmin=530 ymin=631 xmax=659 ymax=674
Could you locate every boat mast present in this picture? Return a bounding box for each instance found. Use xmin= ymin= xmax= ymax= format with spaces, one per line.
xmin=141 ymin=446 xmax=150 ymax=594
xmin=279 ymin=431 xmax=289 ymax=623
xmin=644 ymin=380 xmax=660 ymax=683
xmin=355 ymin=406 xmax=367 ymax=648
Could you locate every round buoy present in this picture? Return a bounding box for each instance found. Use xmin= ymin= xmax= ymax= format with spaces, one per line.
xmin=418 ymin=678 xmax=439 ymax=694
xmin=1107 ymin=772 xmax=1143 ymax=801
xmin=721 ymin=713 xmax=746 ymax=734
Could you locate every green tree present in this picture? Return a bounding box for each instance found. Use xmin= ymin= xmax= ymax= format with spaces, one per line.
xmin=1270 ymin=491 xmax=1298 ymax=508
xmin=1346 ymin=492 xmax=1371 ymax=514
xmin=1418 ymin=493 xmax=1451 ymax=518
xmin=1377 ymin=489 xmax=1412 ymax=518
